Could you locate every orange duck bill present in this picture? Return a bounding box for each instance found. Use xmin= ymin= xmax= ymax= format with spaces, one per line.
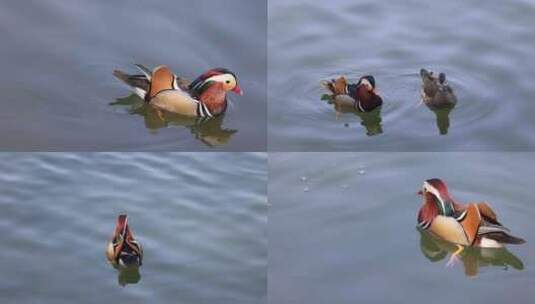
xmin=416 ymin=178 xmax=525 ymax=248
xmin=106 ymin=214 xmax=143 ymax=267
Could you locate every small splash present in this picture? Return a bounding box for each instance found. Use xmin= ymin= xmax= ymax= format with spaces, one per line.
xmin=300 ymin=176 xmax=308 ymax=182
xmin=357 ymin=165 xmax=366 ymax=175
xmin=303 ymin=187 xmax=310 ymax=192
xmin=341 ymin=184 xmax=349 ymax=189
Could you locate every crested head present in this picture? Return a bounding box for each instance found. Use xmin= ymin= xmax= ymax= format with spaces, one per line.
xmin=438 ymin=73 xmax=446 ymax=84
xmin=357 ymin=75 xmax=376 ymax=91
xmin=190 ymin=68 xmax=243 ymax=96
xmin=420 ymin=178 xmax=455 ymax=216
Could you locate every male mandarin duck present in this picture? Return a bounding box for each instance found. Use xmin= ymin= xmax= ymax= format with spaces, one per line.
xmin=106 ymin=214 xmax=143 ymax=268
xmin=321 ymin=75 xmax=383 ymax=112
xmin=113 ymin=64 xmax=243 ymax=118
xmin=417 ymin=178 xmax=525 ymax=249
xmin=420 ymin=69 xmax=457 ymax=107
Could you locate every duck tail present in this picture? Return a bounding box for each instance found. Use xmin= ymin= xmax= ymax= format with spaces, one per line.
xmin=113 ymin=70 xmax=150 ymax=99
xmin=485 ymin=232 xmax=526 ymax=245
xmin=113 ymin=69 xmax=129 ymax=83
xmin=320 ymin=80 xmax=336 ymax=94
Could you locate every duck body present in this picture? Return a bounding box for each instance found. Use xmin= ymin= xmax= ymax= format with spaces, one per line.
xmin=106 ymin=214 xmax=143 ymax=268
xmin=417 ymin=178 xmax=525 ymax=248
xmin=321 ymin=75 xmax=383 ymax=112
xmin=113 ymin=64 xmax=242 ymax=118
xmin=420 ymin=69 xmax=457 ymax=107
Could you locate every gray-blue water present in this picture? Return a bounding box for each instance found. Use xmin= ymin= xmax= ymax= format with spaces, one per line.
xmin=269 ymin=153 xmax=535 ymax=303
xmin=268 ymin=0 xmax=535 ymax=151
xmin=0 ymin=153 xmax=267 ymax=303
xmin=0 ymin=0 xmax=266 ymax=151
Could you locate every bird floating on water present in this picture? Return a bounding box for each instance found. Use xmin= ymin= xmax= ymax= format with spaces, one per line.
xmin=321 ymin=75 xmax=383 ymax=112
xmin=113 ymin=64 xmax=243 ymax=118
xmin=106 ymin=214 xmax=143 ymax=268
xmin=417 ymin=178 xmax=525 ymax=249
xmin=419 ymin=69 xmax=457 ymax=107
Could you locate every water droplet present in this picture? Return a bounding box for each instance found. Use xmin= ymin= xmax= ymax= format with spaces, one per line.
xmin=300 ymin=176 xmax=308 ymax=182
xmin=303 ymin=187 xmax=310 ymax=192
xmin=358 ymin=169 xmax=366 ymax=175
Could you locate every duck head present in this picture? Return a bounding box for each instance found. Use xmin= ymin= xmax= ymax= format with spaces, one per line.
xmin=355 ymin=75 xmax=374 ymax=98
xmin=417 ymin=179 xmax=456 ymax=226
xmin=107 ymin=214 xmax=143 ymax=268
xmin=438 ymin=72 xmax=446 ymax=84
xmin=189 ymin=68 xmax=243 ymax=96
xmin=353 ymin=75 xmax=382 ymax=112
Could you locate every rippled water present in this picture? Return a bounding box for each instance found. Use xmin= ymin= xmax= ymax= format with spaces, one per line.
xmin=0 ymin=153 xmax=267 ymax=303
xmin=269 ymin=153 xmax=535 ymax=303
xmin=268 ymin=0 xmax=535 ymax=151
xmin=0 ymin=0 xmax=266 ymax=151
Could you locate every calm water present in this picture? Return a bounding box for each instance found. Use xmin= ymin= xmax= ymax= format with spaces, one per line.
xmin=0 ymin=153 xmax=267 ymax=303
xmin=269 ymin=153 xmax=535 ymax=303
xmin=0 ymin=0 xmax=266 ymax=151
xmin=268 ymin=0 xmax=535 ymax=151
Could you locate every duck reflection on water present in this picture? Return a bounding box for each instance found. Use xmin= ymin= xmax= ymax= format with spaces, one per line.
xmin=111 ymin=94 xmax=237 ymax=147
xmin=418 ymin=228 xmax=524 ymax=277
xmin=419 ymin=68 xmax=457 ymax=135
xmin=320 ymin=75 xmax=383 ymax=136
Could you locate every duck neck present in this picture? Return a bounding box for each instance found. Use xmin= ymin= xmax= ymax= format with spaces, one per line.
xmin=198 ymin=83 xmax=228 ymax=116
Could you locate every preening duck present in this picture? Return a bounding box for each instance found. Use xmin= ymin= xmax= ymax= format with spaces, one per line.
xmin=113 ymin=64 xmax=243 ymax=118
xmin=106 ymin=214 xmax=143 ymax=268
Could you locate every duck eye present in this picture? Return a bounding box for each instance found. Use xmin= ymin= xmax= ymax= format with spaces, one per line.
xmin=225 ymin=80 xmax=231 ymax=84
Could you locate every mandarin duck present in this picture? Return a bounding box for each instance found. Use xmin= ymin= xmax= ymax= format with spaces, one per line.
xmin=420 ymin=69 xmax=457 ymax=107
xmin=321 ymin=75 xmax=383 ymax=112
xmin=113 ymin=64 xmax=243 ymax=118
xmin=106 ymin=214 xmax=143 ymax=268
xmin=417 ymin=179 xmax=525 ymax=249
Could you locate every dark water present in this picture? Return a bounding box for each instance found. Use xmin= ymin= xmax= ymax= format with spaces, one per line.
xmin=269 ymin=153 xmax=535 ymax=303
xmin=0 ymin=153 xmax=267 ymax=303
xmin=268 ymin=0 xmax=535 ymax=151
xmin=0 ymin=0 xmax=266 ymax=151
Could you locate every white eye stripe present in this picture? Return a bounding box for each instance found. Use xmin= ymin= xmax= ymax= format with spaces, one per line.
xmin=360 ymin=79 xmax=371 ymax=87
xmin=205 ymin=74 xmax=235 ymax=84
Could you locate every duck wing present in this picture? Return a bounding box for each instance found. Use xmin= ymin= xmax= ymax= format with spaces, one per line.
xmin=478 ymin=218 xmax=525 ymax=244
xmin=476 ymin=202 xmax=501 ymax=225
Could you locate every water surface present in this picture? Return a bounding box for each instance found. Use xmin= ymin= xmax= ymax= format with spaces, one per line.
xmin=0 ymin=0 xmax=266 ymax=151
xmin=0 ymin=153 xmax=267 ymax=303
xmin=269 ymin=153 xmax=535 ymax=303
xmin=268 ymin=0 xmax=535 ymax=151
